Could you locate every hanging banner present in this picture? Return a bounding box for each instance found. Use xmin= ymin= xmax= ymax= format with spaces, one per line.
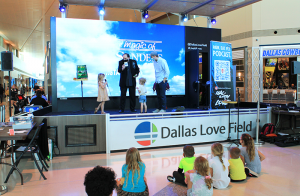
xmin=210 ymin=41 xmax=234 ymax=109
xmin=108 ymin=109 xmax=270 ymax=151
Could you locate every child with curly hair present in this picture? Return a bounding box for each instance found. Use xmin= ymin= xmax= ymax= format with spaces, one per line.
xmin=84 ymin=165 xmax=117 ymax=196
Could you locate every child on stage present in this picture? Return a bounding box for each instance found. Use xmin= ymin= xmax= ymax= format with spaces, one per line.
xmin=137 ymin=78 xmax=147 ymax=113
xmin=95 ymin=73 xmax=109 ymax=114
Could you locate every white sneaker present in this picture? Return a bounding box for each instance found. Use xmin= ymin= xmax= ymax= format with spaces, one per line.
xmin=158 ymin=109 xmax=166 ymax=113
xmin=167 ymin=176 xmax=175 ymax=182
xmin=245 ymin=167 xmax=258 ymax=177
xmin=153 ymin=109 xmax=160 ymax=113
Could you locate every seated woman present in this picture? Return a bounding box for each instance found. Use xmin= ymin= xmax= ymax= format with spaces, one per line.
xmin=30 ymin=90 xmax=49 ymax=107
xmin=240 ymin=133 xmax=266 ymax=177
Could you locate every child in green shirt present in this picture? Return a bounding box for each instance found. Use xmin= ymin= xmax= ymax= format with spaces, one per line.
xmin=167 ymin=145 xmax=196 ymax=186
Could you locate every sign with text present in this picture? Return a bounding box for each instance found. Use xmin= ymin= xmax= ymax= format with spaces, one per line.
xmin=263 ymin=48 xmax=300 ymax=57
xmin=109 ymin=111 xmax=269 ymax=151
xmin=210 ymin=41 xmax=234 ymax=109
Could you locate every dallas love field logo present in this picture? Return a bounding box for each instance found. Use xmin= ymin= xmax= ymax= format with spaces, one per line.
xmin=134 ymin=122 xmax=158 ymax=146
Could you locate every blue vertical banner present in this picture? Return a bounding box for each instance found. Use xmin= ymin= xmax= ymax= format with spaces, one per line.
xmin=210 ymin=41 xmax=234 ymax=109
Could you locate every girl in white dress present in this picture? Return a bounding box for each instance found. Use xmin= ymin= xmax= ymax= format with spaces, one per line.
xmin=95 ymin=73 xmax=109 ymax=114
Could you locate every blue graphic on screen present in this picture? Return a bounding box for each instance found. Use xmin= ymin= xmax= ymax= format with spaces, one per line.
xmin=56 ymin=18 xmax=185 ymax=98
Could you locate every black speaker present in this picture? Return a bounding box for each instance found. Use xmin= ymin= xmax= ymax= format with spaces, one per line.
xmin=292 ymin=61 xmax=300 ymax=75
xmin=1 ymin=51 xmax=13 ymax=71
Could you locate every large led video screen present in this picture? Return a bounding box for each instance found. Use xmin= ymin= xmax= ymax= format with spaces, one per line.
xmin=56 ymin=18 xmax=185 ymax=98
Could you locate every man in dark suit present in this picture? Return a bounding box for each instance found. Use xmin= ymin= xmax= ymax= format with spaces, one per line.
xmin=118 ymin=53 xmax=140 ymax=113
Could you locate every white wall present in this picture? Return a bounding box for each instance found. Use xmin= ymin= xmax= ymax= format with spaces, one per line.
xmin=184 ymin=0 xmax=300 ymax=49
xmin=252 ymin=0 xmax=300 ymax=31
xmin=252 ymin=0 xmax=300 ymax=47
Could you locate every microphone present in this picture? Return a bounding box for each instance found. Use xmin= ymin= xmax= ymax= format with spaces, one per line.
xmin=105 ymin=79 xmax=109 ymax=87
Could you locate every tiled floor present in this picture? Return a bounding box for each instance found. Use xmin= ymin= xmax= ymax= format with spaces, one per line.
xmin=1 ymin=142 xmax=300 ymax=196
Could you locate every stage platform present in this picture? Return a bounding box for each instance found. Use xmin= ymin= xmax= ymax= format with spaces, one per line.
xmin=33 ymin=106 xmax=271 ymax=155
xmin=37 ymin=106 xmax=257 ymax=116
xmin=43 ymin=107 xmax=205 ymax=116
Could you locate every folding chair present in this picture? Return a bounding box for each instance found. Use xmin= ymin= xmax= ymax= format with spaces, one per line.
xmin=4 ymin=123 xmax=47 ymax=183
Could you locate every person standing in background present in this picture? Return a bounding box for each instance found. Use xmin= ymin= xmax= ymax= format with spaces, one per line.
xmin=0 ymin=84 xmax=4 ymax=104
xmin=5 ymin=87 xmax=9 ymax=102
xmin=11 ymin=84 xmax=18 ymax=101
xmin=33 ymin=83 xmax=39 ymax=92
xmin=150 ymin=51 xmax=170 ymax=113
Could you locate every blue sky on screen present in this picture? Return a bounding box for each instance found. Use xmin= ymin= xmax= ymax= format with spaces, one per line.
xmin=56 ymin=18 xmax=185 ymax=98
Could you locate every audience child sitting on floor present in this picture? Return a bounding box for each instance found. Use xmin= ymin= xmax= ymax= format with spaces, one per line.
xmin=185 ymin=156 xmax=213 ymax=196
xmin=240 ymin=133 xmax=266 ymax=177
xmin=84 ymin=165 xmax=117 ymax=196
xmin=116 ymin=147 xmax=149 ymax=196
xmin=209 ymin=143 xmax=230 ymax=189
xmin=229 ymin=147 xmax=246 ymax=182
xmin=167 ymin=145 xmax=196 ymax=186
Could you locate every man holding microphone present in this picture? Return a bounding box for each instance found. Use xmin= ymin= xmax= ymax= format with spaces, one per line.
xmin=151 ymin=51 xmax=170 ymax=113
xmin=118 ymin=53 xmax=140 ymax=113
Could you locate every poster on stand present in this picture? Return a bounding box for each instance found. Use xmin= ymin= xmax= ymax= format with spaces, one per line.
xmin=210 ymin=41 xmax=234 ymax=109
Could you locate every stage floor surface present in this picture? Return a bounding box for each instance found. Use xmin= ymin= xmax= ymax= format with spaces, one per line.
xmin=42 ymin=106 xmax=249 ymax=116
xmin=1 ymin=142 xmax=300 ymax=196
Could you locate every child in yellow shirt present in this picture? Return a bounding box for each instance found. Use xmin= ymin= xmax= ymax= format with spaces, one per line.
xmin=229 ymin=147 xmax=246 ymax=182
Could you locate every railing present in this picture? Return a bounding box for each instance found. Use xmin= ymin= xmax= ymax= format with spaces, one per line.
xmin=0 ymin=105 xmax=5 ymax=122
xmin=110 ymin=108 xmax=271 ymax=121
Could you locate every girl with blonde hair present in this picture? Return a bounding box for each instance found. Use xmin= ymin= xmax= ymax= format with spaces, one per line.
xmin=209 ymin=143 xmax=230 ymax=189
xmin=240 ymin=133 xmax=266 ymax=177
xmin=94 ymin=73 xmax=109 ymax=114
xmin=185 ymin=156 xmax=213 ymax=196
xmin=137 ymin=78 xmax=147 ymax=113
xmin=116 ymin=147 xmax=149 ymax=196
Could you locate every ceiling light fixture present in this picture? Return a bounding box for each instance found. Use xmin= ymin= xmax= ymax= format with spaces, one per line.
xmin=182 ymin=14 xmax=188 ymax=22
xmin=211 ymin=18 xmax=217 ymax=25
xmin=142 ymin=10 xmax=149 ymax=19
xmin=59 ymin=3 xmax=67 ymax=12
xmin=99 ymin=6 xmax=105 ymax=16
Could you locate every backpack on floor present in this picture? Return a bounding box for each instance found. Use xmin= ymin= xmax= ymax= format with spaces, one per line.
xmin=261 ymin=123 xmax=276 ymax=135
xmin=260 ymin=123 xmax=276 ymax=143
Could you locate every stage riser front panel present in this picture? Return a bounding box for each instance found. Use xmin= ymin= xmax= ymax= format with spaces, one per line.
xmin=34 ymin=115 xmax=106 ymax=154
